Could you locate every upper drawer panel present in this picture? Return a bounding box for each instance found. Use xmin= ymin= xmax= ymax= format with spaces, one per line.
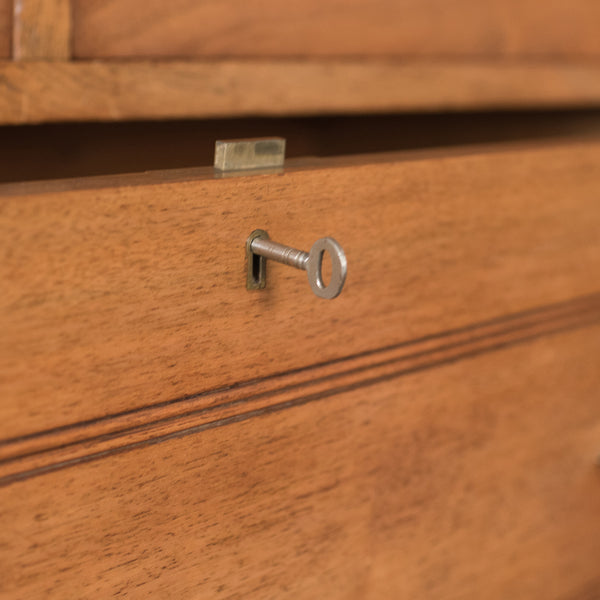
xmin=2 ymin=139 xmax=600 ymax=440
xmin=72 ymin=0 xmax=600 ymax=59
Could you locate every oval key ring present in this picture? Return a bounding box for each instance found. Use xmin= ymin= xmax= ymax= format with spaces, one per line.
xmin=306 ymin=237 xmax=347 ymax=299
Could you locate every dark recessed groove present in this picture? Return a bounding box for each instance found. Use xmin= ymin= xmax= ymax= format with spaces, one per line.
xmin=2 ymin=291 xmax=599 ymax=450
xmin=2 ymin=297 xmax=599 ymax=467
xmin=0 ymin=303 xmax=598 ymax=487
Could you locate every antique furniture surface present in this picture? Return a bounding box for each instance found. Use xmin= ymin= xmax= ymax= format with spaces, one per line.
xmin=1 ymin=1 xmax=600 ymax=599
xmin=2 ymin=0 xmax=600 ymax=123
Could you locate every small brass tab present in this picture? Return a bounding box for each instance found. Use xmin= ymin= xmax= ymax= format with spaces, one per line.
xmin=214 ymin=138 xmax=286 ymax=172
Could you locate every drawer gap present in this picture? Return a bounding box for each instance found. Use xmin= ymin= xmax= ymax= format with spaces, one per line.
xmin=1 ymin=110 xmax=599 ymax=183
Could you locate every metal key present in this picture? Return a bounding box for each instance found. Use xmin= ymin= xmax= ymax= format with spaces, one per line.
xmin=246 ymin=230 xmax=347 ymax=299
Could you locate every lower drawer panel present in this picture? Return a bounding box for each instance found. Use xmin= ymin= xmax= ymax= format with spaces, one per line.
xmin=2 ymin=324 xmax=600 ymax=599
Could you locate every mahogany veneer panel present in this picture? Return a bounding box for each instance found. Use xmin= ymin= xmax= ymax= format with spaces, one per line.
xmin=0 ymin=0 xmax=10 ymax=57
xmin=2 ymin=140 xmax=600 ymax=440
xmin=2 ymin=325 xmax=600 ymax=598
xmin=72 ymin=0 xmax=600 ymax=59
xmin=12 ymin=0 xmax=71 ymax=59
xmin=3 ymin=61 xmax=600 ymax=125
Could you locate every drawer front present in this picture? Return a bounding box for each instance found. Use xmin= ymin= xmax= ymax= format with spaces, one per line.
xmin=72 ymin=0 xmax=600 ymax=59
xmin=2 ymin=138 xmax=600 ymax=598
xmin=2 ymin=140 xmax=600 ymax=442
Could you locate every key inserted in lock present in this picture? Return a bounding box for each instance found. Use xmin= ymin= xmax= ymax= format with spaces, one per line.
xmin=246 ymin=230 xmax=347 ymax=299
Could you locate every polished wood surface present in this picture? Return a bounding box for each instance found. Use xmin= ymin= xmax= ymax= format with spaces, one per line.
xmin=2 ymin=139 xmax=600 ymax=441
xmin=12 ymin=0 xmax=71 ymax=59
xmin=2 ymin=292 xmax=600 ymax=482
xmin=2 ymin=60 xmax=600 ymax=124
xmin=0 ymin=0 xmax=11 ymax=57
xmin=2 ymin=324 xmax=600 ymax=598
xmin=2 ymin=1 xmax=600 ymax=122
xmin=72 ymin=0 xmax=600 ymax=59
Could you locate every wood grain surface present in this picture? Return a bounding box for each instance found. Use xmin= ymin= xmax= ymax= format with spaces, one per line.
xmin=2 ymin=139 xmax=600 ymax=442
xmin=1 ymin=291 xmax=600 ymax=484
xmin=72 ymin=0 xmax=600 ymax=59
xmin=12 ymin=0 xmax=71 ymax=59
xmin=2 ymin=59 xmax=600 ymax=124
xmin=2 ymin=324 xmax=599 ymax=598
xmin=0 ymin=0 xmax=11 ymax=57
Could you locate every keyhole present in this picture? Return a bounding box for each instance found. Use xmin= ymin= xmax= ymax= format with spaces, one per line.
xmin=251 ymin=251 xmax=262 ymax=286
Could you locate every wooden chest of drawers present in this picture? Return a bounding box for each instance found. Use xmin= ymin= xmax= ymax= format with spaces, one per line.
xmin=1 ymin=1 xmax=600 ymax=598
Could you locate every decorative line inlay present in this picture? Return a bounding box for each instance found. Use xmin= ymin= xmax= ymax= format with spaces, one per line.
xmin=1 ymin=293 xmax=599 ymax=486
